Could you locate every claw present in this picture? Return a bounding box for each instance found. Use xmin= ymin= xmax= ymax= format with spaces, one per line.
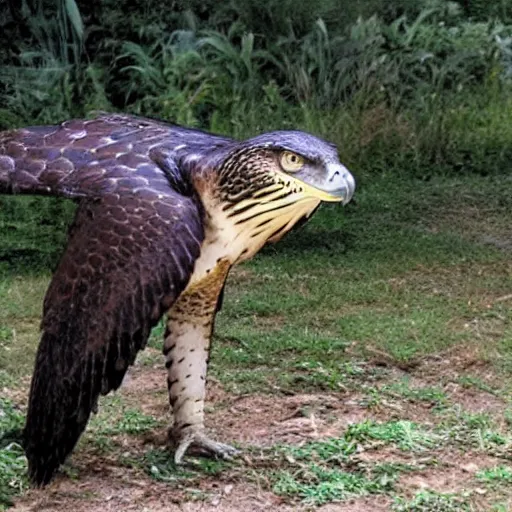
xmin=172 ymin=429 xmax=240 ymax=464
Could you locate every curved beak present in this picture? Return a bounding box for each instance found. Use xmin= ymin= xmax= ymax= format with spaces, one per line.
xmin=322 ymin=163 xmax=356 ymax=204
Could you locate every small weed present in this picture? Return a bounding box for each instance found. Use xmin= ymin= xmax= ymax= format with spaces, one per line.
xmin=372 ymin=462 xmax=419 ymax=476
xmin=141 ymin=447 xmax=229 ymax=483
xmin=111 ymin=409 xmax=160 ymax=435
xmin=437 ymin=408 xmax=512 ymax=454
xmin=273 ymin=437 xmax=396 ymax=505
xmin=280 ymin=437 xmax=357 ymax=462
xmin=382 ymin=379 xmax=449 ymax=409
xmin=148 ymin=319 xmax=166 ymax=350
xmin=88 ymin=396 xmax=161 ymax=437
xmin=358 ymin=386 xmax=384 ymax=409
xmin=0 ymin=400 xmax=27 ymax=510
xmin=345 ymin=420 xmax=440 ymax=452
xmin=0 ymin=371 xmax=14 ymax=388
xmin=85 ymin=396 xmax=163 ymax=453
xmin=476 ymin=465 xmax=512 ymax=485
xmin=393 ymin=490 xmax=470 ymax=511
xmin=491 ymin=504 xmax=512 ymax=512
xmin=0 ymin=400 xmax=24 ymax=448
xmin=456 ymin=376 xmax=500 ymax=396
xmin=0 ymin=327 xmax=12 ymax=346
xmin=273 ymin=467 xmax=394 ymax=505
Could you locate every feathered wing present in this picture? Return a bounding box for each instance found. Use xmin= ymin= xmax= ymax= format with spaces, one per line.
xmin=0 ymin=114 xmax=212 ymax=485
xmin=24 ymin=186 xmax=204 ymax=485
xmin=0 ymin=114 xmax=228 ymax=484
xmin=0 ymin=113 xmax=231 ymax=198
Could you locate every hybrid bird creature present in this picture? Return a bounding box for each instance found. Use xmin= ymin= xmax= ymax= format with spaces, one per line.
xmin=0 ymin=114 xmax=355 ymax=485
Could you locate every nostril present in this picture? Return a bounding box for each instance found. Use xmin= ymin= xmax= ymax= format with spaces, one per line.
xmin=329 ymin=170 xmax=340 ymax=182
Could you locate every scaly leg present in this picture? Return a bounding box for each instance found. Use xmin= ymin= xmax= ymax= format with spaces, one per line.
xmin=163 ymin=260 xmax=238 ymax=463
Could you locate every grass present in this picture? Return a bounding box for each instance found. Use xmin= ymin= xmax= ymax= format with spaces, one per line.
xmin=270 ymin=424 xmax=430 ymax=504
xmin=476 ymin=465 xmax=512 ymax=485
xmin=139 ymin=448 xmax=230 ymax=482
xmin=392 ymin=490 xmax=471 ymax=511
xmin=0 ymin=400 xmax=27 ymax=509
xmin=0 ymin=171 xmax=511 ymax=509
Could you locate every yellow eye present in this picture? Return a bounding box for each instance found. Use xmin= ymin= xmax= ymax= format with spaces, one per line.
xmin=280 ymin=151 xmax=304 ymax=172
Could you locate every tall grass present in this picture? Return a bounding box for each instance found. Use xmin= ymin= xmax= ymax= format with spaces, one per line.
xmin=0 ymin=0 xmax=511 ymax=179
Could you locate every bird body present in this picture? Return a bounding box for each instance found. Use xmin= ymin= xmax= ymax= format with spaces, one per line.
xmin=0 ymin=113 xmax=355 ymax=485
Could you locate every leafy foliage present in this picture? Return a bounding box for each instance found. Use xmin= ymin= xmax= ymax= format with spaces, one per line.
xmin=1 ymin=0 xmax=512 ymax=184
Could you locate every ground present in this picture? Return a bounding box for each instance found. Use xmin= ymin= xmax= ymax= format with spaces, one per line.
xmin=0 ymin=172 xmax=511 ymax=511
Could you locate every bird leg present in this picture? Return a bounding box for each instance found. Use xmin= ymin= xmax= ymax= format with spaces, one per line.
xmin=163 ymin=260 xmax=238 ymax=463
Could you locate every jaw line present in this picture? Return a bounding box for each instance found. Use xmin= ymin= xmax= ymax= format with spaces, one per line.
xmin=280 ymin=172 xmax=345 ymax=203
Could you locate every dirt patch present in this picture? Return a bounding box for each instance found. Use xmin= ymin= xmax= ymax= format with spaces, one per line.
xmin=445 ymin=383 xmax=504 ymax=416
xmin=355 ymin=446 xmax=426 ymax=467
xmin=207 ymin=393 xmax=369 ymax=448
xmin=8 ymin=355 xmax=512 ymax=512
xmin=397 ymin=450 xmax=500 ymax=505
xmin=13 ymin=478 xmax=293 ymax=512
xmin=119 ymin=364 xmax=376 ymax=449
xmin=412 ymin=344 xmax=501 ymax=387
xmin=318 ymin=497 xmax=393 ymax=512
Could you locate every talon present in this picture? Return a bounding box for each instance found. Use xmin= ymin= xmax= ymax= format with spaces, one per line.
xmin=174 ymin=438 xmax=194 ymax=464
xmin=171 ymin=428 xmax=239 ymax=464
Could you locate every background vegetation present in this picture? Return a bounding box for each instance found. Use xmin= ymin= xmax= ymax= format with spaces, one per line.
xmin=1 ymin=0 xmax=512 ymax=269
xmin=1 ymin=0 xmax=512 ymax=177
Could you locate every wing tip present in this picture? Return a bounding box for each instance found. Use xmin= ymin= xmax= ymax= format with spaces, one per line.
xmin=23 ymin=426 xmax=61 ymax=487
xmin=28 ymin=463 xmax=58 ymax=487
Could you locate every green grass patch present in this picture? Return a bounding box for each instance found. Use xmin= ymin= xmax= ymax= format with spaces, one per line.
xmin=456 ymin=376 xmax=501 ymax=396
xmin=143 ymin=447 xmax=229 ymax=481
xmin=84 ymin=395 xmax=163 ymax=453
xmin=346 ymin=420 xmax=440 ymax=452
xmin=393 ymin=490 xmax=471 ymax=512
xmin=270 ymin=420 xmax=444 ymax=505
xmin=118 ymin=446 xmax=232 ymax=492
xmin=268 ymin=414 xmax=511 ymax=505
xmin=272 ymin=436 xmax=396 ymax=505
xmin=0 ymin=400 xmax=27 ymax=510
xmin=273 ymin=466 xmax=394 ymax=505
xmin=88 ymin=395 xmax=162 ymax=436
xmin=381 ymin=379 xmax=449 ymax=409
xmin=436 ymin=408 xmax=512 ymax=455
xmin=476 ymin=465 xmax=512 ymax=485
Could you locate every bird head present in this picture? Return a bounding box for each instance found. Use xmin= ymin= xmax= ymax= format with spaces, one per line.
xmin=192 ymin=130 xmax=356 ymax=261
xmin=217 ymin=131 xmax=355 ymax=207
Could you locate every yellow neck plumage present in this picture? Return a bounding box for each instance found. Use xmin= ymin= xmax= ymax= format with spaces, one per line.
xmin=224 ymin=172 xmax=342 ymax=262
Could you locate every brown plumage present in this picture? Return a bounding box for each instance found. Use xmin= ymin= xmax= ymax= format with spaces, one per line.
xmin=0 ymin=113 xmax=355 ymax=485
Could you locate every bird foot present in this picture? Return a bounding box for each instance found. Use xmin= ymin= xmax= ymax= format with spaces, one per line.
xmin=170 ymin=427 xmax=239 ymax=464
